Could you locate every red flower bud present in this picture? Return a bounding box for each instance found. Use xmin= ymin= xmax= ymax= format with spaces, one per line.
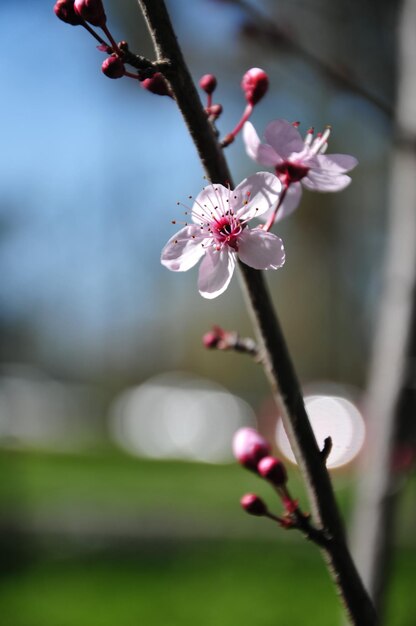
xmin=54 ymin=0 xmax=83 ymax=25
xmin=202 ymin=326 xmax=225 ymax=349
xmin=140 ymin=73 xmax=172 ymax=98
xmin=74 ymin=0 xmax=106 ymax=27
xmin=102 ymin=55 xmax=125 ymax=79
xmin=232 ymin=427 xmax=271 ymax=472
xmin=207 ymin=103 xmax=223 ymax=120
xmin=240 ymin=493 xmax=268 ymax=516
xmin=257 ymin=456 xmax=287 ymax=486
xmin=241 ymin=67 xmax=269 ymax=105
xmin=199 ymin=74 xmax=217 ymax=94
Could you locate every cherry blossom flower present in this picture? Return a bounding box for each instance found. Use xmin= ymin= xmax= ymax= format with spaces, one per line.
xmin=243 ymin=120 xmax=358 ymax=228
xmin=161 ymin=173 xmax=285 ymax=299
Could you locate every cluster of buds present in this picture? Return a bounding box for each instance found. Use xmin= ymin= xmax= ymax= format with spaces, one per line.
xmin=232 ymin=427 xmax=302 ymax=530
xmin=198 ymin=68 xmax=269 ymax=144
xmin=199 ymin=74 xmax=222 ymax=122
xmin=54 ymin=0 xmax=171 ymax=95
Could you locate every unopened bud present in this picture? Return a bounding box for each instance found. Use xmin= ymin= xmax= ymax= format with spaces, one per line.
xmin=74 ymin=0 xmax=106 ymax=27
xmin=140 ymin=73 xmax=172 ymax=98
xmin=199 ymin=74 xmax=217 ymax=94
xmin=208 ymin=103 xmax=223 ymax=120
xmin=54 ymin=0 xmax=83 ymax=25
xmin=241 ymin=67 xmax=269 ymax=105
xmin=118 ymin=41 xmax=129 ymax=53
xmin=232 ymin=427 xmax=271 ymax=472
xmin=240 ymin=493 xmax=268 ymax=516
xmin=203 ymin=327 xmax=225 ymax=349
xmin=257 ymin=456 xmax=287 ymax=486
xmin=102 ymin=55 xmax=125 ymax=79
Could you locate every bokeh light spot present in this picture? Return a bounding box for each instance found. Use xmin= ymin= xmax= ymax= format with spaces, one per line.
xmin=276 ymin=394 xmax=365 ymax=469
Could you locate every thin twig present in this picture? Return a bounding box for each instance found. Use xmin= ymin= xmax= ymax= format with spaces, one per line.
xmin=136 ymin=1 xmax=377 ymax=623
xmin=225 ymin=0 xmax=393 ymax=118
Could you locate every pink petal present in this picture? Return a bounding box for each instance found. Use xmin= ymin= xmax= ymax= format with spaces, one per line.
xmin=237 ymin=229 xmax=285 ymax=270
xmin=264 ymin=120 xmax=304 ymax=159
xmin=191 ymin=184 xmax=229 ymax=224
xmin=256 ymin=183 xmax=302 ymax=224
xmin=161 ymin=225 xmax=206 ymax=271
xmin=243 ymin=122 xmax=281 ymax=166
xmin=233 ymin=172 xmax=282 ymax=221
xmin=275 ymin=183 xmax=302 ymax=222
xmin=198 ymin=248 xmax=236 ymax=299
xmin=315 ymin=154 xmax=358 ymax=173
xmin=302 ymin=170 xmax=351 ymax=192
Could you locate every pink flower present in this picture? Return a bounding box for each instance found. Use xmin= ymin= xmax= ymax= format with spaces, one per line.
xmin=161 ymin=173 xmax=285 ymax=299
xmin=243 ymin=120 xmax=358 ymax=224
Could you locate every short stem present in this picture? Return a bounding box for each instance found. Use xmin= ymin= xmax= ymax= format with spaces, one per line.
xmin=264 ymin=510 xmax=286 ymax=525
xmin=124 ymin=70 xmax=139 ymax=80
xmin=222 ymin=103 xmax=253 ymax=147
xmin=264 ymin=183 xmax=288 ymax=231
xmin=101 ymin=24 xmax=122 ymax=56
xmin=81 ymin=21 xmax=110 ymax=48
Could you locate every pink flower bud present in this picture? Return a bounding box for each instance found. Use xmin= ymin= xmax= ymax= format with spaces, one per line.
xmin=102 ymin=55 xmax=125 ymax=79
xmin=232 ymin=427 xmax=271 ymax=472
xmin=241 ymin=67 xmax=269 ymax=105
xmin=140 ymin=73 xmax=172 ymax=98
xmin=208 ymin=103 xmax=223 ymax=119
xmin=54 ymin=0 xmax=83 ymax=25
xmin=74 ymin=0 xmax=106 ymax=27
xmin=257 ymin=456 xmax=287 ymax=486
xmin=240 ymin=493 xmax=268 ymax=516
xmin=199 ymin=74 xmax=217 ymax=94
xmin=203 ymin=333 xmax=220 ymax=349
xmin=202 ymin=326 xmax=225 ymax=349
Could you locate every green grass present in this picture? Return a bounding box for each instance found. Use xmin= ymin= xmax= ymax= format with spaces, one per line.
xmin=0 ymin=447 xmax=354 ymax=525
xmin=0 ymin=541 xmax=414 ymax=626
xmin=0 ymin=448 xmax=414 ymax=625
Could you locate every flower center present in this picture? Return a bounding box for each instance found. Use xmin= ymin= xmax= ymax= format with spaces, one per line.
xmin=214 ymin=215 xmax=242 ymax=249
xmin=275 ymin=161 xmax=309 ymax=185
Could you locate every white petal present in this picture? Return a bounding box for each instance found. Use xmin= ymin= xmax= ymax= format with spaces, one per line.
xmin=198 ymin=248 xmax=236 ymax=299
xmin=233 ymin=172 xmax=282 ymax=221
xmin=302 ymin=170 xmax=351 ymax=192
xmin=256 ymin=183 xmax=302 ymax=224
xmin=191 ymin=183 xmax=230 ymax=224
xmin=315 ymin=154 xmax=358 ymax=173
xmin=275 ymin=183 xmax=303 ymax=222
xmin=264 ymin=120 xmax=304 ymax=159
xmin=238 ymin=229 xmax=285 ymax=270
xmin=243 ymin=122 xmax=280 ymax=166
xmin=161 ymin=225 xmax=206 ymax=271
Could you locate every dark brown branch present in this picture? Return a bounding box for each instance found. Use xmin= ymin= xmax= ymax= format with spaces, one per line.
xmin=136 ymin=1 xmax=377 ymax=623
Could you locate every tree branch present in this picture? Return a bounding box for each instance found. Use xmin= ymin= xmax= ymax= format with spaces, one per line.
xmin=136 ymin=1 xmax=377 ymax=623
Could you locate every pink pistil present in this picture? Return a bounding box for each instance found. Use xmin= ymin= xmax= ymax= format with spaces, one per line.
xmin=263 ymin=162 xmax=309 ymax=231
xmin=275 ymin=162 xmax=310 ymax=185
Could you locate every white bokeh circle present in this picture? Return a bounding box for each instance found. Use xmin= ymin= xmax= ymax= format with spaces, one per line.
xmin=276 ymin=395 xmax=365 ymax=469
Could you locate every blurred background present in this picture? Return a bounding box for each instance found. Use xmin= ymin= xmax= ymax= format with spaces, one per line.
xmin=0 ymin=0 xmax=414 ymax=624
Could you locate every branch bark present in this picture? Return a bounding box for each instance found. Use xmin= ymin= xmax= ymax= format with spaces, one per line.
xmin=136 ymin=1 xmax=377 ymax=623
